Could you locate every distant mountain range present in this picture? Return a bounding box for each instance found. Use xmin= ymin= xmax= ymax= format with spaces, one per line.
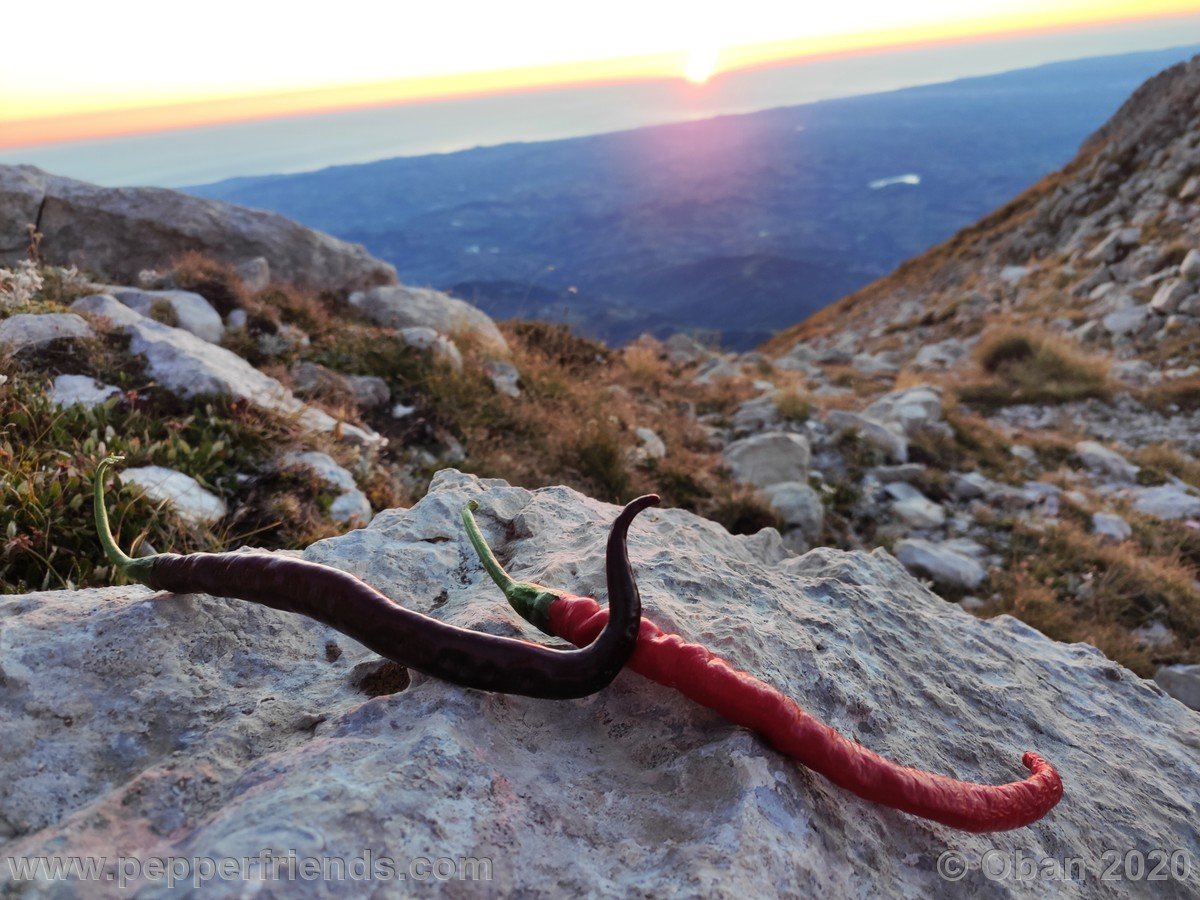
xmin=191 ymin=45 xmax=1200 ymax=349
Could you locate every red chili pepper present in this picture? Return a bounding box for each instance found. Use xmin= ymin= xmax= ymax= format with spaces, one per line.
xmin=463 ymin=502 xmax=1063 ymax=833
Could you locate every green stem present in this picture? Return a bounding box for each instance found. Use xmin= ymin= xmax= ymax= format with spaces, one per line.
xmin=94 ymin=456 xmax=156 ymax=585
xmin=461 ymin=500 xmax=558 ymax=634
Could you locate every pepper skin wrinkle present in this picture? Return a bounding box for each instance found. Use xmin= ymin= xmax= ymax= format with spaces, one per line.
xmin=463 ymin=502 xmax=1063 ymax=833
xmin=93 ymin=457 xmax=654 ymax=700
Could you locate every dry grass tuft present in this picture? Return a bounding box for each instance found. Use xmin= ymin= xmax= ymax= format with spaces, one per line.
xmin=991 ymin=519 xmax=1200 ymax=675
xmin=956 ymin=327 xmax=1111 ymax=409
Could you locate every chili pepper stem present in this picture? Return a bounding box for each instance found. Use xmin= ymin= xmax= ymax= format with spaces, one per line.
xmin=461 ymin=500 xmax=559 ymax=634
xmin=94 ymin=456 xmax=157 ymax=586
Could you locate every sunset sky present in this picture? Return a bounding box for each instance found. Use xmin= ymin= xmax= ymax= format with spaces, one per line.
xmin=4 ymin=0 xmax=1200 ymax=150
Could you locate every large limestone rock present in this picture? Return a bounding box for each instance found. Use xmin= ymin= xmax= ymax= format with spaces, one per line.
xmin=0 ymin=164 xmax=395 ymax=293
xmin=2 ymin=470 xmax=1198 ymax=896
xmin=350 ymin=285 xmax=507 ymax=352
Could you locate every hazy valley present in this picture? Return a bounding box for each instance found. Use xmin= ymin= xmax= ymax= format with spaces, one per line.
xmin=193 ymin=46 xmax=1199 ymax=348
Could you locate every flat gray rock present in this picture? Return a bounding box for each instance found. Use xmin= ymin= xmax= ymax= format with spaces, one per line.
xmin=108 ymin=287 xmax=224 ymax=344
xmin=350 ymin=285 xmax=507 ymax=352
xmin=0 ymin=312 xmax=92 ymax=353
xmin=48 ymin=374 xmax=120 ymax=409
xmin=722 ymin=431 xmax=811 ymax=489
xmin=121 ymin=465 xmax=227 ymax=527
xmin=895 ymin=537 xmax=987 ymax=590
xmin=2 ymin=470 xmax=1198 ymax=896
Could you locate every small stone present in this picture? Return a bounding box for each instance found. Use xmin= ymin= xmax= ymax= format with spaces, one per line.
xmin=1010 ymin=445 xmax=1036 ymax=463
xmin=0 ymin=313 xmax=92 ymax=353
xmin=349 ymin=285 xmax=507 ymax=352
xmin=1132 ymin=485 xmax=1200 ymax=520
xmin=235 ymin=257 xmax=271 ymax=293
xmin=1092 ymin=512 xmax=1132 ymax=542
xmin=484 ymin=360 xmax=521 ymax=398
xmin=345 ymin=375 xmax=390 ymax=409
xmin=951 ymin=472 xmax=994 ymax=501
xmin=120 ymin=466 xmax=227 ymax=527
xmin=328 ymin=491 xmax=373 ymax=525
xmin=48 ymin=374 xmax=120 ymax=409
xmin=400 ymin=326 xmax=463 ymax=371
xmin=1180 ymin=250 xmax=1200 ymax=282
xmin=869 ymin=464 xmax=927 ymax=484
xmin=762 ymin=481 xmax=823 ymax=540
xmin=634 ymin=427 xmax=666 ymax=461
xmin=895 ymin=539 xmax=987 ymax=590
xmin=1150 ymin=279 xmax=1191 ymax=314
xmin=1133 ymin=622 xmax=1175 ymax=650
xmin=1154 ymin=665 xmax=1200 ymax=711
xmin=1075 ymin=441 xmax=1139 ymax=482
xmin=1102 ymin=306 xmax=1151 ymax=336
xmin=110 ymin=288 xmax=224 ymax=343
xmin=664 ymin=333 xmax=712 ymax=365
xmin=827 ymin=411 xmax=908 ymax=464
xmin=722 ymin=432 xmax=811 ymax=490
xmin=912 ymin=339 xmax=968 ymax=370
xmin=887 ymin=484 xmax=945 ymax=529
xmin=391 ymin=402 xmax=417 ymax=419
xmin=282 ymin=451 xmax=373 ymax=525
xmin=1085 ymin=228 xmax=1139 ymax=263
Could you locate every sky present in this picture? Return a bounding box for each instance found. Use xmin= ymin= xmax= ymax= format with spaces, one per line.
xmin=3 ymin=1 xmax=1200 ymax=186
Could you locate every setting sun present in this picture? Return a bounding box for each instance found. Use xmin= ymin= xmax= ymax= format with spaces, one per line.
xmin=2 ymin=0 xmax=1200 ymax=150
xmin=684 ymin=46 xmax=722 ymax=83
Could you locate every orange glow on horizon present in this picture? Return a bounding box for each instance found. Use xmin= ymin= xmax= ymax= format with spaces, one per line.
xmin=3 ymin=2 xmax=1199 ymax=151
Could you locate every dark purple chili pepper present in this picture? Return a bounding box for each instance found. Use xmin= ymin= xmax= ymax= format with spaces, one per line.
xmin=94 ymin=456 xmax=655 ymax=699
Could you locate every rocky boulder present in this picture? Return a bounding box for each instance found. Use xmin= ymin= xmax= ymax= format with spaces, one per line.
xmin=71 ymin=294 xmax=382 ymax=449
xmin=0 ymin=312 xmax=92 ymax=354
xmin=1 ymin=470 xmax=1197 ymax=896
xmin=349 ymin=285 xmax=507 ymax=352
xmin=119 ymin=465 xmax=227 ymax=527
xmin=864 ymin=385 xmax=944 ymax=437
xmin=722 ymin=432 xmax=811 ymax=489
xmin=1154 ymin=665 xmax=1200 ymax=711
xmin=107 ymin=287 xmax=224 ymax=344
xmin=762 ymin=481 xmax=824 ymax=543
xmin=0 ymin=164 xmax=395 ymax=293
xmin=895 ymin=538 xmax=987 ymax=591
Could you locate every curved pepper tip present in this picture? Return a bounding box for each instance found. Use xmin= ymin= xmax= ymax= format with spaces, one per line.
xmin=93 ymin=455 xmax=157 ymax=586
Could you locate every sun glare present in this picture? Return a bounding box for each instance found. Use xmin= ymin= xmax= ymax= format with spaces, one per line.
xmin=684 ymin=46 xmax=720 ymax=84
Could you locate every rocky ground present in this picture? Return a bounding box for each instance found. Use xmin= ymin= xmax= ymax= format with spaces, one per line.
xmin=3 ymin=472 xmax=1197 ymax=897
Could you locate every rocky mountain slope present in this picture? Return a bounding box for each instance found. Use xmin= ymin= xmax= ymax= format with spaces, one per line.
xmin=708 ymin=53 xmax=1200 ymax=698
